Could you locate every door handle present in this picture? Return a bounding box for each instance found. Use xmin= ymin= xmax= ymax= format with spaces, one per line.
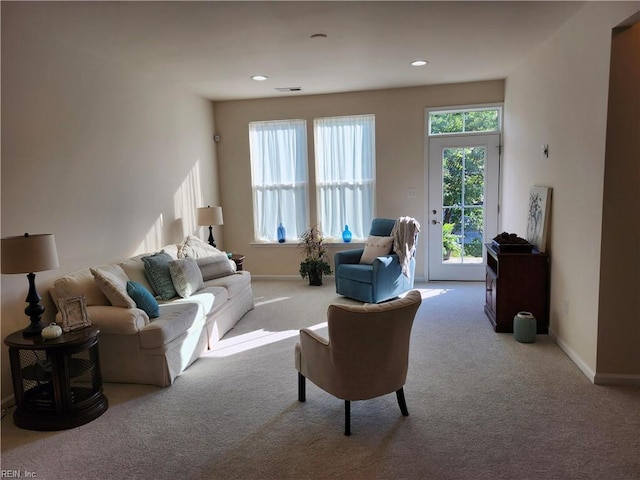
xmin=431 ymin=219 xmax=441 ymax=225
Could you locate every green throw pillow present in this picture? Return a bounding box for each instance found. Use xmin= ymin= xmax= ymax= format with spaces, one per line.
xmin=126 ymin=281 xmax=160 ymax=318
xmin=141 ymin=251 xmax=177 ymax=300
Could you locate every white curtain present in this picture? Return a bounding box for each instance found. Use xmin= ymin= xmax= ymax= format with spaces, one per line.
xmin=249 ymin=120 xmax=309 ymax=242
xmin=314 ymin=115 xmax=375 ymax=240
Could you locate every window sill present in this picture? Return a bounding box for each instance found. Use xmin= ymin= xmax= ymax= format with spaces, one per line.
xmin=250 ymin=242 xmax=364 ymax=248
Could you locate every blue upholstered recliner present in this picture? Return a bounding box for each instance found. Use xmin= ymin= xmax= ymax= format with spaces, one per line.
xmin=334 ymin=218 xmax=418 ymax=303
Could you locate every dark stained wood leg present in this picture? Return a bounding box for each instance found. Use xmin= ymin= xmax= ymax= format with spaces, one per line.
xmin=344 ymin=400 xmax=351 ymax=436
xmin=396 ymin=388 xmax=409 ymax=416
xmin=298 ymin=372 xmax=306 ymax=402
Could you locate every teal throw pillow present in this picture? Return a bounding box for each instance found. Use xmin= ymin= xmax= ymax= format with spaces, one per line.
xmin=141 ymin=251 xmax=177 ymax=300
xmin=126 ymin=281 xmax=160 ymax=318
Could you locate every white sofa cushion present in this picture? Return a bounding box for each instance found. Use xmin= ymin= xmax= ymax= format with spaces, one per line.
xmin=51 ymin=269 xmax=110 ymax=307
xmin=204 ymin=270 xmax=251 ymax=299
xmin=119 ymin=255 xmax=155 ymax=294
xmin=139 ymin=302 xmax=202 ymax=350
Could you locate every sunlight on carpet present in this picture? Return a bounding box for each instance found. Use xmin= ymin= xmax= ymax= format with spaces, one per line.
xmin=204 ymin=321 xmax=328 ymax=357
xmin=203 ymin=286 xmax=448 ymax=358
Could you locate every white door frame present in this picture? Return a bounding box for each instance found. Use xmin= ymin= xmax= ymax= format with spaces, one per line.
xmin=426 ymin=133 xmax=501 ymax=281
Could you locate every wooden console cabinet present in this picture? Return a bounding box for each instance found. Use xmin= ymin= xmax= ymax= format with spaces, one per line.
xmin=484 ymin=243 xmax=549 ymax=334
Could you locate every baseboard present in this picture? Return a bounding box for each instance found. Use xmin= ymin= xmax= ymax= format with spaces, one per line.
xmin=548 ymin=328 xmax=596 ymax=383
xmin=250 ymin=274 xmax=429 ymax=283
xmin=549 ymin=329 xmax=640 ymax=387
xmin=593 ymin=373 xmax=640 ymax=386
xmin=2 ymin=393 xmax=15 ymax=410
xmin=251 ymin=275 xmax=316 ymax=280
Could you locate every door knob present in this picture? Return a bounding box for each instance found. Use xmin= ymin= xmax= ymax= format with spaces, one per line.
xmin=431 ymin=219 xmax=441 ymax=225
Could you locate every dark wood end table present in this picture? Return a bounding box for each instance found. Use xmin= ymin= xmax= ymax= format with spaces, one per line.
xmin=231 ymin=254 xmax=245 ymax=271
xmin=4 ymin=326 xmax=108 ymax=430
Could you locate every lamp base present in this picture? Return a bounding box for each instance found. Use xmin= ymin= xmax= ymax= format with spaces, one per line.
xmin=22 ymin=320 xmax=46 ymax=337
xmin=23 ymin=272 xmax=46 ymax=337
xmin=208 ymin=225 xmax=217 ymax=248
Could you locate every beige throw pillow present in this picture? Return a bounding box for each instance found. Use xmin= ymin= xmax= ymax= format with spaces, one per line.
xmin=196 ymin=254 xmax=237 ymax=280
xmin=169 ymin=257 xmax=204 ymax=298
xmin=178 ymin=235 xmax=222 ymax=259
xmin=90 ymin=264 xmax=136 ymax=308
xmin=359 ymin=236 xmax=394 ymax=264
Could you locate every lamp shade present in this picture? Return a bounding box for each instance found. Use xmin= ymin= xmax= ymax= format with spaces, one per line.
xmin=197 ymin=206 xmax=224 ymax=226
xmin=1 ymin=233 xmax=59 ymax=274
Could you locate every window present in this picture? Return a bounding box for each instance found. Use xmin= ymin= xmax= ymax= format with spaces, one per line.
xmin=429 ymin=107 xmax=501 ymax=135
xmin=249 ymin=119 xmax=309 ymax=242
xmin=314 ymin=114 xmax=375 ymax=240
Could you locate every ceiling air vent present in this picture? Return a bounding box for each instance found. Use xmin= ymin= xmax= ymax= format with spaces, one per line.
xmin=275 ymin=87 xmax=302 ymax=92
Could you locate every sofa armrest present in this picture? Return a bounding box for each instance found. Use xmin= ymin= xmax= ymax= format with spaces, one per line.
xmin=56 ymin=305 xmax=149 ymax=335
xmin=334 ymin=249 xmax=364 ymax=269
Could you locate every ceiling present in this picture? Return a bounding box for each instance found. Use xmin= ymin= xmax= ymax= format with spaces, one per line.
xmin=8 ymin=1 xmax=587 ymax=101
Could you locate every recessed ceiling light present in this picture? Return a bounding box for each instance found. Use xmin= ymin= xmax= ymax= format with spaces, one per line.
xmin=410 ymin=60 xmax=428 ymax=67
xmin=251 ymin=75 xmax=269 ymax=81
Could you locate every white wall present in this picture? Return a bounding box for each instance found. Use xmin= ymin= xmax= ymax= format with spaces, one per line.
xmin=597 ymin=19 xmax=640 ymax=382
xmin=1 ymin=7 xmax=219 ymax=400
xmin=214 ymin=81 xmax=505 ymax=278
xmin=502 ymin=1 xmax=639 ymax=380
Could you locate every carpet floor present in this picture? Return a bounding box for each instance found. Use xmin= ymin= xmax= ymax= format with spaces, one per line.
xmin=1 ymin=280 xmax=639 ymax=480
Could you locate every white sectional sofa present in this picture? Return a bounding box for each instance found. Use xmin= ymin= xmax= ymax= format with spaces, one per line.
xmin=49 ymin=236 xmax=254 ymax=387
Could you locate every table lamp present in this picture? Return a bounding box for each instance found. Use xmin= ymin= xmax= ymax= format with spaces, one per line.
xmin=1 ymin=233 xmax=60 ymax=336
xmin=197 ymin=206 xmax=224 ymax=247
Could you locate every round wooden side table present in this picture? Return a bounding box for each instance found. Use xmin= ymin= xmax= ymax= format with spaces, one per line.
xmin=4 ymin=326 xmax=108 ymax=430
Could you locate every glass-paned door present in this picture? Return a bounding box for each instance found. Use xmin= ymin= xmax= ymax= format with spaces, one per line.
xmin=428 ymin=134 xmax=499 ymax=280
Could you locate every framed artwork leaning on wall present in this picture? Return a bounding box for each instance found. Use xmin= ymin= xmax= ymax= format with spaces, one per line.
xmin=526 ymin=186 xmax=552 ymax=252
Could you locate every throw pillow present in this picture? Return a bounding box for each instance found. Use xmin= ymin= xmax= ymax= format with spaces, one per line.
xmin=196 ymin=254 xmax=237 ymax=281
xmin=178 ymin=235 xmax=223 ymax=259
xmin=89 ymin=265 xmax=136 ymax=308
xmin=168 ymin=257 xmax=204 ymax=298
xmin=126 ymin=281 xmax=160 ymax=318
xmin=141 ymin=251 xmax=178 ymax=300
xmin=359 ymin=235 xmax=394 ymax=264
xmin=119 ymin=255 xmax=155 ymax=294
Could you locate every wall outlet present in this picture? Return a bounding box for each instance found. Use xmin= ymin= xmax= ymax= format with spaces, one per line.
xmin=407 ymin=188 xmax=416 ymax=198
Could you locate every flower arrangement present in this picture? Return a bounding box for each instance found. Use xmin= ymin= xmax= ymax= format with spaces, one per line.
xmin=298 ymin=225 xmax=332 ymax=286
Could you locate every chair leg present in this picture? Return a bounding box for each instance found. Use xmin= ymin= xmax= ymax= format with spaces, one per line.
xmin=396 ymin=388 xmax=409 ymax=416
xmin=344 ymin=400 xmax=351 ymax=436
xmin=298 ymin=372 xmax=306 ymax=402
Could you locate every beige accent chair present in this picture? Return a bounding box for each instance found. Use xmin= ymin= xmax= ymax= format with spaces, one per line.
xmin=295 ymin=290 xmax=422 ymax=435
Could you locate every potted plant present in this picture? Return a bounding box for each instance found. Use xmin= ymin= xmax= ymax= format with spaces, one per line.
xmin=298 ymin=225 xmax=332 ymax=286
xmin=442 ymin=223 xmax=462 ymax=260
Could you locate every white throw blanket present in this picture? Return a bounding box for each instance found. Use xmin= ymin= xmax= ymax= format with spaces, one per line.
xmin=391 ymin=217 xmax=421 ymax=278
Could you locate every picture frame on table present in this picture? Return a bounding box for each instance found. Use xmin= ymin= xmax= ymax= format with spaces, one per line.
xmin=58 ymin=294 xmax=91 ymax=333
xmin=526 ymin=186 xmax=552 ymax=252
